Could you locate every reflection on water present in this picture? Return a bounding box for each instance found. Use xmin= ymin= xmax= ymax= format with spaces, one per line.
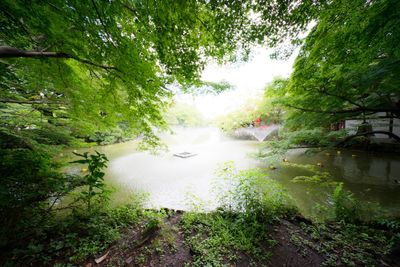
xmin=66 ymin=127 xmax=400 ymax=216
xmin=269 ymin=149 xmax=400 ymax=217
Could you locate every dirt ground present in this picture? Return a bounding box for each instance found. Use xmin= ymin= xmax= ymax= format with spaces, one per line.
xmin=84 ymin=212 xmax=328 ymax=267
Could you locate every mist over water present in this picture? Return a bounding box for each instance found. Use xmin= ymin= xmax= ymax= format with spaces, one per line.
xmin=107 ymin=127 xmax=260 ymax=210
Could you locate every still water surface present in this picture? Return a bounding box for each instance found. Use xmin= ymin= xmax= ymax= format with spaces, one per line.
xmin=270 ymin=149 xmax=400 ymax=217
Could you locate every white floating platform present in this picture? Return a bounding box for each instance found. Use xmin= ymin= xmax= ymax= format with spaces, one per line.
xmin=173 ymin=152 xmax=197 ymax=158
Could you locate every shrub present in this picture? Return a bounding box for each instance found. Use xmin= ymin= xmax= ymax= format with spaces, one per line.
xmin=182 ymin=164 xmax=295 ymax=266
xmin=332 ymin=183 xmax=359 ymax=223
xmin=214 ymin=162 xmax=296 ymax=221
xmin=281 ymin=128 xmax=347 ymax=147
xmin=71 ymin=151 xmax=110 ymax=212
xmin=20 ymin=126 xmax=73 ymax=146
xmin=10 ymin=204 xmax=144 ymax=266
xmin=330 ymin=183 xmax=379 ymax=224
xmin=0 ymin=148 xmax=80 ymax=248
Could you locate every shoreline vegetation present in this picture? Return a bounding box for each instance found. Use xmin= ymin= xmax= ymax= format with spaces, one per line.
xmin=1 ymin=155 xmax=399 ymax=267
xmin=2 ymin=127 xmax=399 ymax=266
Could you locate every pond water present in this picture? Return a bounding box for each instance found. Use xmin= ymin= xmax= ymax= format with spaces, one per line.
xmin=269 ymin=149 xmax=400 ymax=218
xmin=66 ymin=127 xmax=400 ymax=216
xmin=67 ymin=127 xmax=260 ymax=210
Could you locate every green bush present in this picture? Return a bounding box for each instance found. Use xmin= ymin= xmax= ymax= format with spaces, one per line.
xmin=331 ymin=183 xmax=383 ymax=224
xmin=71 ymin=151 xmax=110 ymax=212
xmin=20 ymin=126 xmax=73 ymax=146
xmin=325 ymin=129 xmax=349 ymax=143
xmin=182 ymin=164 xmax=295 ymax=266
xmin=1 ymin=148 xmax=145 ymax=266
xmin=85 ymin=130 xmax=131 ymax=145
xmin=9 ymin=204 xmax=143 ymax=266
xmin=344 ymin=135 xmax=371 ymax=148
xmin=332 ymin=183 xmax=363 ymax=223
xmin=215 ymin=162 xmax=296 ymax=220
xmin=298 ymin=221 xmax=395 ymax=266
xmin=0 ymin=149 xmax=129 ymax=266
xmin=0 ymin=148 xmax=80 ymax=248
xmin=182 ymin=211 xmax=273 ymax=266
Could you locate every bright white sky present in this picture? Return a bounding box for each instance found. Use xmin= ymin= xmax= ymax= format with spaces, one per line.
xmin=175 ymin=46 xmax=298 ymax=120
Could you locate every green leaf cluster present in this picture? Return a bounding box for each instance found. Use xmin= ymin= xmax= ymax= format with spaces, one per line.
xmin=277 ymin=0 xmax=400 ymax=128
xmin=71 ymin=151 xmax=110 ymax=211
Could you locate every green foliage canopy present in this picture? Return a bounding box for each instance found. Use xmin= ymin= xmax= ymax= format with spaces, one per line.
xmin=0 ymin=0 xmax=323 ymax=142
xmin=277 ymin=0 xmax=400 ymax=129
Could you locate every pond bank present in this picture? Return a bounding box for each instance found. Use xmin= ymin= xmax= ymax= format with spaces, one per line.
xmin=82 ymin=209 xmax=398 ymax=267
xmin=3 ymin=149 xmax=400 ymax=267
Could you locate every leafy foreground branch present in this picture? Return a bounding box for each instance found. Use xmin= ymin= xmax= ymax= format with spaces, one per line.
xmin=1 ymin=161 xmax=399 ymax=266
xmin=255 ymin=128 xmax=348 ymax=163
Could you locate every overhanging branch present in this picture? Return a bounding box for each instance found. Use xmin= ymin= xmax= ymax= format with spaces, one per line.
xmin=317 ymin=88 xmax=363 ymax=108
xmin=0 ymin=46 xmax=120 ymax=72
xmin=285 ymin=103 xmax=399 ymax=116
xmin=337 ymin=131 xmax=400 ymax=146
xmin=0 ymin=98 xmax=65 ymax=105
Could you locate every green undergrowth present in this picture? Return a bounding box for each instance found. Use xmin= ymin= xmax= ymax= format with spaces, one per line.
xmin=24 ymin=205 xmax=141 ymax=265
xmin=0 ymin=150 xmax=159 ymax=267
xmin=291 ymin=221 xmax=398 ymax=266
xmin=3 ymin=202 xmax=168 ymax=267
xmin=2 ymin=156 xmax=399 ymax=267
xmin=181 ymin=163 xmax=296 ymax=266
xmin=180 ymin=164 xmax=400 ymax=266
xmin=182 ymin=211 xmax=274 ymax=266
xmin=289 ymin=182 xmax=400 ymax=266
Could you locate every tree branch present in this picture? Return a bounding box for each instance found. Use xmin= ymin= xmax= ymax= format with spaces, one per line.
xmin=90 ymin=0 xmax=117 ymax=47
xmin=285 ymin=103 xmax=399 ymax=116
xmin=0 ymin=46 xmax=120 ymax=72
xmin=122 ymin=3 xmax=142 ymax=24
xmin=317 ymin=87 xmax=363 ymax=108
xmin=337 ymin=131 xmax=400 ymax=147
xmin=0 ymin=98 xmax=65 ymax=105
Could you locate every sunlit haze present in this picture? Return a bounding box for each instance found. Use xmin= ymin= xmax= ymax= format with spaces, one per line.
xmin=175 ymin=47 xmax=298 ymax=120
